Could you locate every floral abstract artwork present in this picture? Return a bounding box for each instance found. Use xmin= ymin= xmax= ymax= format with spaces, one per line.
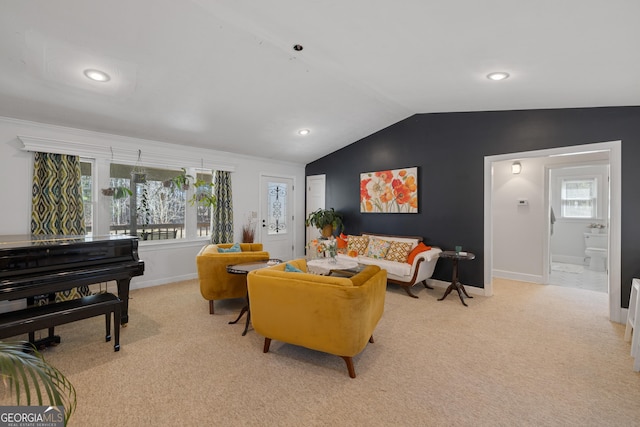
xmin=360 ymin=167 xmax=418 ymax=213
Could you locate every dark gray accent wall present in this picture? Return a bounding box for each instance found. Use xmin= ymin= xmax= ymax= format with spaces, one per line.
xmin=305 ymin=106 xmax=640 ymax=308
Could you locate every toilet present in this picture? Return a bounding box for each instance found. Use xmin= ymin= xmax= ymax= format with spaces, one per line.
xmin=584 ymin=232 xmax=608 ymax=272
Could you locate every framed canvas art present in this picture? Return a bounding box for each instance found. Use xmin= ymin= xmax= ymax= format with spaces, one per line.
xmin=360 ymin=167 xmax=418 ymax=213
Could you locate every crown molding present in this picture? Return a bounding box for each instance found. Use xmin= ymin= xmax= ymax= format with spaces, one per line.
xmin=18 ymin=134 xmax=236 ymax=171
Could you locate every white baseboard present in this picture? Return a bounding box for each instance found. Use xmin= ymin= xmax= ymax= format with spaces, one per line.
xmin=131 ymin=273 xmax=198 ymax=290
xmin=552 ymin=254 xmax=586 ymax=265
xmin=492 ymin=269 xmax=544 ymax=284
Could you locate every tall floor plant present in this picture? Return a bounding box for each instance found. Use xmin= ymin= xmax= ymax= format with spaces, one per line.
xmin=0 ymin=341 xmax=76 ymax=423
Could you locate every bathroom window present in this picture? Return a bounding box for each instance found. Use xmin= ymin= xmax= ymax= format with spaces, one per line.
xmin=561 ymin=178 xmax=597 ymax=219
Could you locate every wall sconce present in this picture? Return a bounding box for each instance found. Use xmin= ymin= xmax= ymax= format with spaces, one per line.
xmin=511 ymin=161 xmax=522 ymax=174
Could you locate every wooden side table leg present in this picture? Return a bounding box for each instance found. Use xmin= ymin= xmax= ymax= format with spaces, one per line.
xmin=455 ymin=283 xmax=468 ymax=307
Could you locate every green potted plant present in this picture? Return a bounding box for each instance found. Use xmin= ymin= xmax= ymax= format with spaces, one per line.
xmin=101 ymin=186 xmax=133 ymax=199
xmin=0 ymin=341 xmax=76 ymax=424
xmin=189 ymin=178 xmax=216 ymax=208
xmin=171 ymin=168 xmax=194 ymax=191
xmin=305 ymin=208 xmax=344 ymax=238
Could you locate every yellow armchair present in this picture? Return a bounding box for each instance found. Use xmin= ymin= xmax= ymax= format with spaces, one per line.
xmin=247 ymin=258 xmax=387 ymax=378
xmin=196 ymin=243 xmax=269 ymax=314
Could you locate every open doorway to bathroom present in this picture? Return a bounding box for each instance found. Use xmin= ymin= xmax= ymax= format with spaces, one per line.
xmin=547 ymin=159 xmax=609 ymax=293
xmin=484 ymin=140 xmax=622 ymax=322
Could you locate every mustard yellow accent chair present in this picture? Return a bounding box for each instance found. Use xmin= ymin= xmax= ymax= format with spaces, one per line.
xmin=196 ymin=243 xmax=269 ymax=314
xmin=247 ymin=258 xmax=387 ymax=378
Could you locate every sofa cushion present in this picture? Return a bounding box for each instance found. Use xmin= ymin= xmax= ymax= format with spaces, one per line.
xmin=218 ymin=242 xmax=241 ymax=253
xmin=385 ymin=241 xmax=413 ymax=263
xmin=200 ymin=244 xmax=219 ymax=255
xmin=366 ymin=237 xmax=392 ymax=259
xmin=362 ymin=234 xmax=420 ymax=250
xmin=347 ymin=255 xmax=412 ymax=278
xmin=407 ymin=242 xmax=432 ymax=265
xmin=285 ymin=263 xmax=304 ymax=273
xmin=347 ymin=235 xmax=369 ymax=255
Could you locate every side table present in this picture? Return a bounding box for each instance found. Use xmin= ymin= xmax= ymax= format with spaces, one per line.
xmin=438 ymin=251 xmax=476 ymax=306
xmin=226 ymin=259 xmax=282 ymax=335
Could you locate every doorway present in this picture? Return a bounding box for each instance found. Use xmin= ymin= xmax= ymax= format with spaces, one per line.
xmin=547 ymin=162 xmax=609 ymax=293
xmin=484 ymin=141 xmax=622 ymax=322
xmin=259 ymin=174 xmax=294 ymax=261
xmin=305 ymin=174 xmax=326 ymax=245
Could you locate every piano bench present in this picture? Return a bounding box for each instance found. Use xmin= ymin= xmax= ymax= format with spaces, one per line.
xmin=0 ymin=293 xmax=122 ymax=352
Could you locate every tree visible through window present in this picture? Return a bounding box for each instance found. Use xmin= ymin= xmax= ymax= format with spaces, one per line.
xmin=80 ymin=161 xmax=92 ymax=235
xmin=109 ymin=164 xmax=186 ymax=240
xmin=561 ymin=178 xmax=597 ymax=218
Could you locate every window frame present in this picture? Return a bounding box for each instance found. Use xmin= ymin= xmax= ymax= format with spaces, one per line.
xmin=559 ymin=177 xmax=598 ymax=219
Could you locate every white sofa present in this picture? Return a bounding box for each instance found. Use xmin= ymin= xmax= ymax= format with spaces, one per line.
xmin=336 ymin=232 xmax=442 ymax=298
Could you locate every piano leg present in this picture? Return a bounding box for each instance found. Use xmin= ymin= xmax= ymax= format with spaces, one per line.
xmin=116 ymin=277 xmax=131 ymax=326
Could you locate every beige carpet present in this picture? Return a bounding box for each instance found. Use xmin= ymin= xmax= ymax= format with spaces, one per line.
xmin=2 ymin=278 xmax=639 ymax=426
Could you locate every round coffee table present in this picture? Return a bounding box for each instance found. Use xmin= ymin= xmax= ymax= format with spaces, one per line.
xmin=307 ymin=258 xmax=359 ymax=275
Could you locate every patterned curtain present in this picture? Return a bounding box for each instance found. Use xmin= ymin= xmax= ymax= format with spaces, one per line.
xmin=211 ymin=170 xmax=234 ymax=243
xmin=31 ymin=152 xmax=86 ymax=235
xmin=31 ymin=152 xmax=91 ymax=301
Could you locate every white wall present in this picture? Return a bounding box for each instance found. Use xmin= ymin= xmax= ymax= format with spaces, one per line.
xmin=492 ymin=157 xmax=547 ymax=282
xmin=0 ymin=117 xmax=306 ymax=289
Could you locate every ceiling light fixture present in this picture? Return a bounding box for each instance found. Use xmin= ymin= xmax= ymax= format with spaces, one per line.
xmin=298 ymin=129 xmax=310 ymax=136
xmin=83 ymin=69 xmax=111 ymax=82
xmin=487 ymin=72 xmax=510 ymax=81
xmin=293 ymin=44 xmax=304 ymax=51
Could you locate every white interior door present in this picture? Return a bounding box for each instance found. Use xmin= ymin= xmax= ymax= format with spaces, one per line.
xmin=260 ymin=175 xmax=294 ymax=261
xmin=306 ymin=175 xmax=326 ymax=245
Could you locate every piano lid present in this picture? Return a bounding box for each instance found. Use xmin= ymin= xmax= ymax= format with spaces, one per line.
xmin=0 ymin=235 xmax=142 ymax=278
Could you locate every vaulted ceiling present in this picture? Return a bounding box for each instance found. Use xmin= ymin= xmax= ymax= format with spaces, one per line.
xmin=1 ymin=1 xmax=638 ymax=163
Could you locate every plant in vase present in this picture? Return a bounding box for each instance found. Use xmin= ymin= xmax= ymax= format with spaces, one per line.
xmin=242 ymin=213 xmax=257 ymax=243
xmin=311 ymin=237 xmax=338 ymax=263
xmin=588 ymin=223 xmax=606 ymax=234
xmin=305 ymin=208 xmax=344 ymax=238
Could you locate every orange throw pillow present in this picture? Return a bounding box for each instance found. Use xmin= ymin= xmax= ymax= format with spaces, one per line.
xmin=336 ymin=235 xmax=348 ymax=249
xmin=406 ymin=242 xmax=432 ymax=265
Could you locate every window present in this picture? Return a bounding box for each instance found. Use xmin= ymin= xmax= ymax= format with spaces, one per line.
xmin=80 ymin=161 xmax=93 ymax=235
xmin=109 ymin=164 xmax=188 ymax=240
xmin=195 ymin=172 xmax=213 ymax=238
xmin=561 ymin=178 xmax=597 ymax=218
xmin=266 ymin=181 xmax=288 ymax=234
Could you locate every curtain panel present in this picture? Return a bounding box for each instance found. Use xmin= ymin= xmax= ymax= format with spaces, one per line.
xmin=31 ymin=152 xmax=86 ymax=235
xmin=211 ymin=170 xmax=234 ymax=243
xmin=31 ymin=152 xmax=90 ymax=301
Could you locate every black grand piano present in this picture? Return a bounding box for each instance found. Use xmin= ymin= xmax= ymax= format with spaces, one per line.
xmin=0 ymin=234 xmax=144 ymax=344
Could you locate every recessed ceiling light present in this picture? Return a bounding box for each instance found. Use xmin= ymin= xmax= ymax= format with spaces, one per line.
xmin=487 ymin=72 xmax=510 ymax=81
xmin=293 ymin=44 xmax=304 ymax=52
xmin=83 ymin=69 xmax=111 ymax=82
xmin=298 ymin=129 xmax=310 ymax=135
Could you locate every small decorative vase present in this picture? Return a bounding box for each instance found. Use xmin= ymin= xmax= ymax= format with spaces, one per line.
xmin=591 ymin=228 xmax=600 ymax=234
